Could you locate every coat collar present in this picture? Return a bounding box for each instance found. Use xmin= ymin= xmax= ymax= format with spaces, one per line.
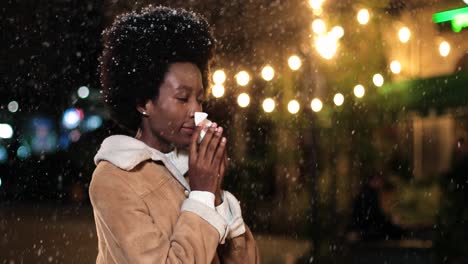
xmin=94 ymin=135 xmax=190 ymax=191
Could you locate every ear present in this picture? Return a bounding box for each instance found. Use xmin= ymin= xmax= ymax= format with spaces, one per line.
xmin=136 ymin=99 xmax=153 ymax=116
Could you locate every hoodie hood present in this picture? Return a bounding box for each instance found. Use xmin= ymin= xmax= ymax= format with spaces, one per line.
xmin=94 ymin=135 xmax=190 ymax=190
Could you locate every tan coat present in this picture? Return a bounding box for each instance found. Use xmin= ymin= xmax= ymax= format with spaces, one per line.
xmin=89 ymin=159 xmax=260 ymax=263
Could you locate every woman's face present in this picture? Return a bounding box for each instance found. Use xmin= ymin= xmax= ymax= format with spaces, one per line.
xmin=141 ymin=62 xmax=204 ymax=152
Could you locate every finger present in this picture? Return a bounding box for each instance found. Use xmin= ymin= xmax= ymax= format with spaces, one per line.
xmin=190 ymin=125 xmax=202 ymax=162
xmin=212 ymin=137 xmax=226 ymax=173
xmin=218 ymin=151 xmax=226 ymax=186
xmin=198 ymin=123 xmax=217 ymax=159
xmin=206 ymin=126 xmax=223 ymax=163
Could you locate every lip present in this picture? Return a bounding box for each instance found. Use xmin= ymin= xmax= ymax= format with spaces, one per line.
xmin=181 ymin=127 xmax=195 ymax=134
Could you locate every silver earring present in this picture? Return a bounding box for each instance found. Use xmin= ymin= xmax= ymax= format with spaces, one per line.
xmin=142 ymin=111 xmax=148 ymax=117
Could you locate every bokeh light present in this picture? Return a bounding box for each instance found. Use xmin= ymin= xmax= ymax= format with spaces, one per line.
xmin=8 ymin=101 xmax=19 ymax=113
xmin=237 ymin=93 xmax=250 ymax=108
xmin=439 ymin=41 xmax=450 ymax=57
xmin=17 ymin=145 xmax=31 ymax=159
xmin=77 ymin=86 xmax=90 ymax=99
xmin=213 ymin=70 xmax=226 ymax=84
xmin=315 ymin=35 xmax=337 ymax=59
xmin=62 ymin=108 xmax=84 ymax=129
xmin=398 ymin=27 xmax=411 ymax=43
xmin=235 ymin=71 xmax=250 ymax=86
xmin=287 ymin=100 xmax=300 ymax=114
xmin=0 ymin=124 xmax=13 ymax=139
xmin=0 ymin=146 xmax=7 ymax=163
xmin=288 ymin=55 xmax=302 ymax=71
xmin=212 ymin=84 xmax=225 ymax=98
xmin=311 ymin=98 xmax=323 ymax=112
xmin=333 ymin=93 xmax=344 ymax=106
xmin=262 ymin=98 xmax=276 ymax=113
xmin=390 ymin=60 xmax=402 ymax=74
xmin=309 ymin=0 xmax=324 ymax=9
xmin=357 ymin=9 xmax=370 ymax=25
xmin=261 ymin=65 xmax=275 ymax=81
xmin=373 ymin=73 xmax=384 ymax=87
xmin=312 ymin=19 xmax=326 ymax=34
xmin=84 ymin=115 xmax=103 ymax=131
xmin=354 ymin=85 xmax=365 ymax=98
xmin=330 ymin=26 xmax=344 ymax=39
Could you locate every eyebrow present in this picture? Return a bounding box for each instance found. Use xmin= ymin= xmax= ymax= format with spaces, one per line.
xmin=177 ymin=85 xmax=203 ymax=96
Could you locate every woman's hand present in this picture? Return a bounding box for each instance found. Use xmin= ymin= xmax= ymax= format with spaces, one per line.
xmin=188 ymin=123 xmax=226 ymax=194
xmin=215 ymin=153 xmax=229 ymax=206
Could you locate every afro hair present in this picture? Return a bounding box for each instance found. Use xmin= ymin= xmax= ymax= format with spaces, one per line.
xmin=99 ymin=5 xmax=215 ymax=134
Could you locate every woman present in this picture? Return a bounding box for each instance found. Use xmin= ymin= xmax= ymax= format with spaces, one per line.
xmin=89 ymin=6 xmax=259 ymax=263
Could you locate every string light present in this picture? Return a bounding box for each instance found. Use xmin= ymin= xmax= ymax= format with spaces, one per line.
xmin=372 ymin=74 xmax=384 ymax=87
xmin=398 ymin=27 xmax=411 ymax=43
xmin=309 ymin=0 xmax=324 ymax=9
xmin=237 ymin=93 xmax=250 ymax=108
xmin=439 ymin=41 xmax=450 ymax=57
xmin=311 ymin=98 xmax=323 ymax=112
xmin=236 ymin=71 xmax=250 ymax=86
xmin=262 ymin=98 xmax=276 ymax=113
xmin=213 ymin=70 xmax=226 ymax=84
xmin=312 ymin=19 xmax=326 ymax=34
xmin=354 ymin=85 xmax=365 ymax=98
xmin=333 ymin=93 xmax=344 ymax=106
xmin=288 ymin=55 xmax=302 ymax=71
xmin=330 ymin=26 xmax=344 ymax=39
xmin=288 ymin=100 xmax=300 ymax=114
xmin=357 ymin=9 xmax=370 ymax=25
xmin=261 ymin=65 xmax=275 ymax=81
xmin=212 ymin=84 xmax=225 ymax=98
xmin=390 ymin=60 xmax=402 ymax=74
xmin=315 ymin=34 xmax=338 ymax=59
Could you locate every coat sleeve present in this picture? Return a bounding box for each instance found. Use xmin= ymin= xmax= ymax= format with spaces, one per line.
xmin=89 ymin=170 xmax=227 ymax=264
xmin=217 ymin=225 xmax=261 ymax=264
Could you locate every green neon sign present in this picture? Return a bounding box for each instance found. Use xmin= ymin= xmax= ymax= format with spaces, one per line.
xmin=433 ymin=7 xmax=468 ymax=32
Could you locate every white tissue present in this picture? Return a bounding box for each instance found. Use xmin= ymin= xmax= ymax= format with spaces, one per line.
xmin=194 ymin=112 xmax=212 ymax=143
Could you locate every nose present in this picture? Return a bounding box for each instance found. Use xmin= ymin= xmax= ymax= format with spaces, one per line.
xmin=189 ymin=101 xmax=202 ymax=117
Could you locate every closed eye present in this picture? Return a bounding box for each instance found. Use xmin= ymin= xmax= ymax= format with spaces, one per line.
xmin=176 ymin=98 xmax=188 ymax=102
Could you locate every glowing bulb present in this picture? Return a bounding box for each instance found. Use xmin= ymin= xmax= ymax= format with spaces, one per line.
xmin=237 ymin=93 xmax=250 ymax=108
xmin=333 ymin=93 xmax=344 ymax=106
xmin=17 ymin=145 xmax=31 ymax=159
xmin=373 ymin=74 xmax=384 ymax=87
xmin=315 ymin=35 xmax=337 ymax=59
xmin=262 ymin=98 xmax=275 ymax=113
xmin=212 ymin=84 xmax=225 ymax=98
xmin=357 ymin=9 xmax=370 ymax=25
xmin=261 ymin=65 xmax=275 ymax=81
xmin=390 ymin=60 xmax=401 ymax=74
xmin=0 ymin=124 xmax=13 ymax=139
xmin=0 ymin=146 xmax=7 ymax=163
xmin=330 ymin=26 xmax=344 ymax=39
xmin=312 ymin=19 xmax=326 ymax=34
xmin=235 ymin=71 xmax=250 ymax=86
xmin=311 ymin=98 xmax=323 ymax=112
xmin=213 ymin=70 xmax=226 ymax=84
xmin=287 ymin=100 xmax=300 ymax=114
xmin=77 ymin=86 xmax=89 ymax=99
xmin=439 ymin=41 xmax=450 ymax=57
xmin=288 ymin=55 xmax=302 ymax=71
xmin=62 ymin=108 xmax=83 ymax=129
xmin=354 ymin=85 xmax=365 ymax=98
xmin=8 ymin=101 xmax=19 ymax=113
xmin=398 ymin=27 xmax=411 ymax=43
xmin=309 ymin=0 xmax=324 ymax=9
